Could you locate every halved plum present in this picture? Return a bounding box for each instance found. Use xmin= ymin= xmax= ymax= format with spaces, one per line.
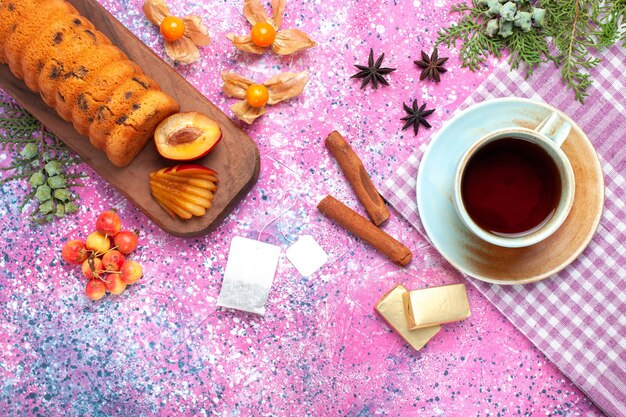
xmin=154 ymin=112 xmax=222 ymax=161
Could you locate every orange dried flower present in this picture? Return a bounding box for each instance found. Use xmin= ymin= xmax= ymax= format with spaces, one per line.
xmin=222 ymin=71 xmax=309 ymax=124
xmin=227 ymin=0 xmax=317 ymax=55
xmin=144 ymin=0 xmax=210 ymax=64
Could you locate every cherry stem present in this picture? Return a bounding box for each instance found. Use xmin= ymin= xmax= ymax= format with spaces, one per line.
xmin=96 ymin=275 xmax=109 ymax=283
xmin=92 ymin=234 xmax=110 ymax=257
xmin=100 ymin=245 xmax=119 ymax=256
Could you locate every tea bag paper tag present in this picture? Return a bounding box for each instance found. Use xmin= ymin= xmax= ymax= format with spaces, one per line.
xmin=216 ymin=236 xmax=281 ymax=315
xmin=286 ymin=235 xmax=328 ymax=277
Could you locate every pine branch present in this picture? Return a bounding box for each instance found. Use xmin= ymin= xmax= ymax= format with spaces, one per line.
xmin=436 ymin=0 xmax=626 ymax=103
xmin=506 ymin=27 xmax=551 ymax=76
xmin=596 ymin=1 xmax=624 ymax=46
xmin=613 ymin=0 xmax=626 ymax=45
xmin=0 ymin=172 xmax=31 ymax=182
xmin=542 ymin=0 xmax=605 ymax=102
xmin=19 ymin=190 xmax=37 ymax=212
xmin=436 ymin=1 xmax=505 ymax=71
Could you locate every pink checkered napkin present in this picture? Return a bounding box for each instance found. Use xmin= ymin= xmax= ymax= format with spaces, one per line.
xmin=379 ymin=44 xmax=626 ymax=417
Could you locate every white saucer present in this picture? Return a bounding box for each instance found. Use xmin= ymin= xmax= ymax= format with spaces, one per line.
xmin=416 ymin=98 xmax=604 ymax=285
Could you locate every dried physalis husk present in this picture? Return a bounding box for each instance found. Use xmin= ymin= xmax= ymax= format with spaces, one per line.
xmin=243 ymin=0 xmax=278 ymax=26
xmin=231 ymin=102 xmax=268 ymax=125
xmin=270 ymin=0 xmax=287 ymax=28
xmin=164 ymin=35 xmax=201 ymax=65
xmin=271 ymin=29 xmax=317 ymax=55
xmin=143 ymin=0 xmax=210 ymax=64
xmin=225 ymin=34 xmax=267 ymax=55
xmin=221 ymin=73 xmax=254 ymax=98
xmin=143 ymin=0 xmax=169 ymax=23
xmin=149 ymin=164 xmax=218 ymax=220
xmin=265 ymin=72 xmax=308 ymax=105
xmin=222 ymin=71 xmax=309 ymax=124
xmin=227 ymin=0 xmax=316 ymax=56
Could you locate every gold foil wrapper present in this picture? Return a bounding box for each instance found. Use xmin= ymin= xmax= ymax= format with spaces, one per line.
xmin=375 ymin=284 xmax=441 ymax=352
xmin=403 ymin=283 xmax=471 ymax=329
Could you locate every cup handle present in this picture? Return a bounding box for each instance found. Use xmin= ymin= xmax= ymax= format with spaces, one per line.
xmin=535 ymin=112 xmax=571 ymax=147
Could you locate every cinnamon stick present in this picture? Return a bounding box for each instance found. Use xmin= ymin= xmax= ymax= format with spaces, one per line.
xmin=325 ymin=131 xmax=390 ymax=226
xmin=317 ymin=195 xmax=412 ymax=266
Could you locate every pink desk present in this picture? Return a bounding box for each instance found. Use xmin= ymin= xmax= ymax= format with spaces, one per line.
xmin=0 ymin=0 xmax=602 ymax=415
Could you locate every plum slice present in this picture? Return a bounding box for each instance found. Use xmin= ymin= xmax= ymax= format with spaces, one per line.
xmin=149 ymin=164 xmax=219 ymax=220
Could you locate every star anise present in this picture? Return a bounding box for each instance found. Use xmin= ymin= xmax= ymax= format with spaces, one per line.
xmin=351 ymin=48 xmax=396 ymax=89
xmin=414 ymin=48 xmax=448 ymax=82
xmin=401 ymin=100 xmax=435 ymax=136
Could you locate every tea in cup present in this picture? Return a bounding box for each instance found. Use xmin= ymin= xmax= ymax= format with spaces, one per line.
xmin=453 ymin=112 xmax=575 ymax=248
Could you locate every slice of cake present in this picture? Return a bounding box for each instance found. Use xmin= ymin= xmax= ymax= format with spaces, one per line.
xmin=70 ymin=60 xmax=142 ymax=137
xmin=104 ymin=90 xmax=179 ymax=167
xmin=4 ymin=0 xmax=77 ymax=79
xmin=0 ymin=0 xmax=38 ymax=63
xmin=20 ymin=14 xmax=96 ymax=92
xmin=54 ymin=44 xmax=126 ymax=122
xmin=37 ymin=25 xmax=112 ymax=108
xmin=88 ymin=74 xmax=159 ymax=150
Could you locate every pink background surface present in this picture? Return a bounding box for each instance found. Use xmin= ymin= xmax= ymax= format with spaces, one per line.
xmin=0 ymin=0 xmax=604 ymax=415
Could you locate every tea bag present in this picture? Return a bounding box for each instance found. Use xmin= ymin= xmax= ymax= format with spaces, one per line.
xmin=286 ymin=235 xmax=328 ymax=277
xmin=216 ymin=236 xmax=281 ymax=315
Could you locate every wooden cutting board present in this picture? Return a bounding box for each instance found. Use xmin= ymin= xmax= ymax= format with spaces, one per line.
xmin=0 ymin=0 xmax=260 ymax=237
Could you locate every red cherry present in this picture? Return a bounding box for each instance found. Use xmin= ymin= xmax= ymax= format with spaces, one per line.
xmin=85 ymin=279 xmax=106 ymax=301
xmin=102 ymin=250 xmax=125 ymax=272
xmin=62 ymin=240 xmax=88 ymax=264
xmin=105 ymin=274 xmax=127 ymax=295
xmin=81 ymin=257 xmax=104 ymax=280
xmin=114 ymin=230 xmax=138 ymax=255
xmin=96 ymin=211 xmax=122 ymax=236
xmin=120 ymin=260 xmax=143 ymax=285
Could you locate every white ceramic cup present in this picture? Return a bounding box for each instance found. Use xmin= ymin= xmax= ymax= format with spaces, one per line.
xmin=453 ymin=112 xmax=576 ymax=248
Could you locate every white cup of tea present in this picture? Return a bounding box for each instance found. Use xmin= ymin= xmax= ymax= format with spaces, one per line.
xmin=453 ymin=112 xmax=576 ymax=248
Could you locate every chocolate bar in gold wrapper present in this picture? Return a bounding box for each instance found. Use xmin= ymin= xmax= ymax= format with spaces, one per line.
xmin=375 ymin=285 xmax=441 ymax=351
xmin=403 ymin=283 xmax=471 ymax=330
